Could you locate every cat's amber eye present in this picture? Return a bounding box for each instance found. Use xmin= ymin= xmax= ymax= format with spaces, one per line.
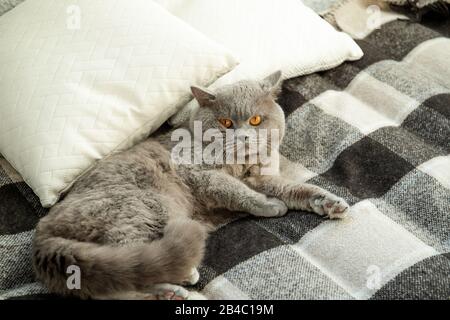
xmin=249 ymin=115 xmax=262 ymax=126
xmin=218 ymin=118 xmax=233 ymax=128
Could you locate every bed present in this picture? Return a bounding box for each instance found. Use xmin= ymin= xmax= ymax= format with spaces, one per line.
xmin=1 ymin=0 xmax=449 ymax=299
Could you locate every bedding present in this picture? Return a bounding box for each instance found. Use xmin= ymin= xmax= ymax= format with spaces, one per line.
xmin=384 ymin=1 xmax=450 ymax=20
xmin=0 ymin=0 xmax=237 ymax=208
xmin=384 ymin=0 xmax=450 ymax=11
xmin=159 ymin=0 xmax=363 ymax=126
xmin=1 ymin=1 xmax=450 ymax=300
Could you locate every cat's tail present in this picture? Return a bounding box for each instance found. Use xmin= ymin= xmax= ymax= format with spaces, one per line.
xmin=32 ymin=218 xmax=206 ymax=299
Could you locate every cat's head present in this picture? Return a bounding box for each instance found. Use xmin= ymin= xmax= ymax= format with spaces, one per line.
xmin=189 ymin=71 xmax=285 ymax=154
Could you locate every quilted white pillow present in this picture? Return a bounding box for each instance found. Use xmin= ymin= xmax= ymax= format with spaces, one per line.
xmin=0 ymin=0 xmax=237 ymax=207
xmin=156 ymin=0 xmax=364 ymax=126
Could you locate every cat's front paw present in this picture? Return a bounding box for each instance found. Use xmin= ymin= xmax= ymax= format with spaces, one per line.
xmin=149 ymin=283 xmax=206 ymax=300
xmin=182 ymin=268 xmax=200 ymax=286
xmin=249 ymin=197 xmax=288 ymax=217
xmin=309 ymin=194 xmax=349 ymax=219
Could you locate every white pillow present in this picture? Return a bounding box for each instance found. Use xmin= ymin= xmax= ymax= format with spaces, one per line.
xmin=0 ymin=0 xmax=238 ymax=207
xmin=156 ymin=0 xmax=364 ymax=126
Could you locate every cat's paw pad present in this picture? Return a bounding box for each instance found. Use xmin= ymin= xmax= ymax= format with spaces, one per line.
xmin=183 ymin=268 xmax=200 ymax=286
xmin=250 ymin=197 xmax=288 ymax=217
xmin=152 ymin=284 xmax=189 ymax=300
xmin=310 ymin=195 xmax=349 ymax=219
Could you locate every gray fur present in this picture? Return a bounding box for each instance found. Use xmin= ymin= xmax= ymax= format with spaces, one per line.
xmin=33 ymin=71 xmax=349 ymax=300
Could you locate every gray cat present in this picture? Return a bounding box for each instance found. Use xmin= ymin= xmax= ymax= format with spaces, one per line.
xmin=33 ymin=71 xmax=349 ymax=300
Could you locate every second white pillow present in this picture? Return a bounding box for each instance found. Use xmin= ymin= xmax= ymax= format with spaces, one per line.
xmin=155 ymin=0 xmax=364 ymax=126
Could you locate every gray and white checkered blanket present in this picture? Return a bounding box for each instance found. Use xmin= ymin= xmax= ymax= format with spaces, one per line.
xmin=1 ymin=1 xmax=449 ymax=300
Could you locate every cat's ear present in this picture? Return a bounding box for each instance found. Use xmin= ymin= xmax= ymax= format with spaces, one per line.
xmin=191 ymin=86 xmax=216 ymax=106
xmin=261 ymin=70 xmax=282 ymax=98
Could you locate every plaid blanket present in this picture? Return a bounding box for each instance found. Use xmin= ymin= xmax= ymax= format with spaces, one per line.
xmin=1 ymin=5 xmax=449 ymax=299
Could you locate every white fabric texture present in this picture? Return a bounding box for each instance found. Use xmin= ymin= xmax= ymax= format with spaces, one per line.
xmin=156 ymin=0 xmax=364 ymax=126
xmin=0 ymin=0 xmax=238 ymax=207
